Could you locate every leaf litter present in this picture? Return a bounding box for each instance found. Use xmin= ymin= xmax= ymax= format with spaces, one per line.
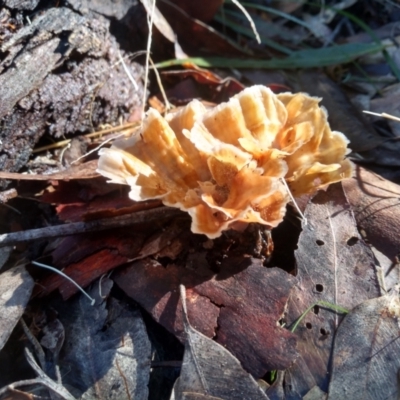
xmin=169 ymin=285 xmax=269 ymax=400
xmin=283 ymin=183 xmax=380 ymax=398
xmin=1 ymin=0 xmax=400 ymax=398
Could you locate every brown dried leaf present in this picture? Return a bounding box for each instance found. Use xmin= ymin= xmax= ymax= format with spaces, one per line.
xmin=157 ymin=0 xmax=247 ymax=56
xmin=160 ymin=0 xmax=224 ymax=22
xmin=56 ymin=277 xmax=151 ymax=399
xmin=140 ymin=0 xmax=175 ymax=42
xmin=284 ymin=183 xmax=380 ymax=397
xmin=328 ymin=287 xmax=400 ymax=399
xmin=170 ymin=286 xmax=269 ymax=400
xmin=113 ymin=256 xmax=298 ymax=377
xmin=343 ymin=165 xmax=400 ymax=261
xmin=0 ymin=264 xmax=34 ymax=351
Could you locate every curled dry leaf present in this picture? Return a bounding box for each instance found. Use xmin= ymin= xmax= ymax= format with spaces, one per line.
xmin=98 ymin=85 xmax=352 ymax=238
xmin=328 ymin=286 xmax=400 ymax=400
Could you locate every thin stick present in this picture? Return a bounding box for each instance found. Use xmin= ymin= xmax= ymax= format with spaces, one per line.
xmin=32 ymin=122 xmax=139 ymax=154
xmin=24 ymin=347 xmax=76 ymax=400
xmin=280 ymin=178 xmax=307 ymax=226
xmin=20 ymin=319 xmax=46 ymax=370
xmin=141 ymin=0 xmax=156 ymax=128
xmin=363 ymin=110 xmax=400 ymax=122
xmin=118 ymin=50 xmax=139 ymax=91
xmin=149 ymin=57 xmax=171 ymax=111
xmin=0 ymin=206 xmax=181 ymax=247
xmin=231 ymin=0 xmax=261 ymax=44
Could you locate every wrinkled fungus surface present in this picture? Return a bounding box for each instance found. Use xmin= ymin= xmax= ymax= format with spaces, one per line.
xmin=97 ymin=85 xmax=352 ymax=238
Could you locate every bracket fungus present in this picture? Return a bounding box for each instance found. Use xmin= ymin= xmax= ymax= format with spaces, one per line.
xmin=97 ymin=85 xmax=352 ymax=238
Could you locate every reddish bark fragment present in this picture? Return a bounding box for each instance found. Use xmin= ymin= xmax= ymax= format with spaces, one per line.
xmin=42 ymin=178 xmax=162 ymax=222
xmin=113 ymin=256 xmax=298 ymax=377
xmin=51 ymin=229 xmax=145 ymax=269
xmin=36 ymin=249 xmax=128 ymax=300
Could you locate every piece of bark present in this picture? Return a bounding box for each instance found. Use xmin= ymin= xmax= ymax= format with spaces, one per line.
xmin=0 ymin=37 xmax=62 ymax=119
xmin=113 ymin=256 xmax=298 ymax=377
xmin=67 ymin=0 xmax=138 ymax=19
xmin=3 ymin=0 xmax=40 ymax=10
xmin=0 ymin=6 xmax=143 ymax=186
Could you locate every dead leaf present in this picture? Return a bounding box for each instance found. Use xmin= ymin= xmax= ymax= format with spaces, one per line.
xmin=56 ymin=277 xmax=151 ymax=399
xmin=157 ymin=0 xmax=248 ymax=57
xmin=369 ymin=82 xmax=400 ymax=137
xmin=113 ymin=254 xmax=298 ymax=377
xmin=303 ymin=386 xmax=327 ymax=400
xmin=343 ymin=165 xmax=400 ymax=261
xmin=0 ymin=247 xmax=12 ymax=272
xmin=284 ymin=183 xmax=380 ymax=397
xmin=169 ymin=285 xmax=269 ymax=400
xmin=161 ymin=0 xmax=224 ymax=23
xmin=0 ymin=264 xmax=34 ymax=351
xmin=140 ymin=0 xmax=175 ymax=42
xmin=328 ymin=287 xmax=400 ymax=400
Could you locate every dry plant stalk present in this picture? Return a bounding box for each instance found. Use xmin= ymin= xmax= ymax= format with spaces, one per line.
xmin=97 ymin=85 xmax=352 ymax=238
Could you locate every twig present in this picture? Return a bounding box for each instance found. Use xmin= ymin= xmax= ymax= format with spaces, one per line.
xmin=230 ymin=0 xmax=261 ymax=44
xmin=0 ymin=206 xmax=182 ymax=247
xmin=141 ymin=0 xmax=156 ymax=129
xmin=0 ymin=348 xmax=76 ymax=400
xmin=32 ymin=122 xmax=139 ymax=154
xmin=24 ymin=347 xmax=76 ymax=400
xmin=20 ymin=318 xmax=46 ymax=370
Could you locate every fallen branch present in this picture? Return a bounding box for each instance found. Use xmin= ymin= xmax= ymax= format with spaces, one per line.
xmin=0 ymin=206 xmax=182 ymax=247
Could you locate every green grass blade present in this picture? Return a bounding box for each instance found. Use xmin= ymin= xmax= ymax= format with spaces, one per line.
xmin=305 ymin=3 xmax=400 ymax=81
xmin=290 ymin=301 xmax=349 ymax=334
xmin=155 ymin=42 xmax=384 ymax=69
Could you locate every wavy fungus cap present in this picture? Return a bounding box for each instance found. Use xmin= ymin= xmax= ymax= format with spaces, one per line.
xmin=97 ymin=85 xmax=353 ymax=238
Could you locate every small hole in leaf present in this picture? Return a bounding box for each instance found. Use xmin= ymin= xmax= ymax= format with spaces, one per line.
xmin=316 ymin=284 xmax=323 ymax=292
xmin=306 ymin=322 xmax=312 ymax=329
xmin=320 ymin=328 xmax=328 ymax=336
xmin=347 ymin=237 xmax=359 ymax=246
xmin=316 ymin=239 xmax=324 ymax=246
xmin=313 ymin=305 xmax=320 ymax=315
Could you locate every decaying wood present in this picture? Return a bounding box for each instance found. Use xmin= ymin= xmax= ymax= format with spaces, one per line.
xmin=0 ymin=4 xmax=144 ymax=187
